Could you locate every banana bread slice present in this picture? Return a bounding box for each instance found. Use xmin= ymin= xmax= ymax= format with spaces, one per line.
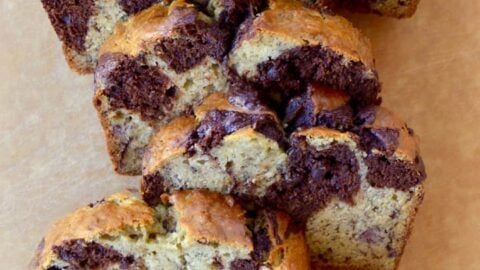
xmin=143 ymin=89 xmax=426 ymax=270
xmin=267 ymin=105 xmax=425 ymax=270
xmin=30 ymin=190 xmax=310 ymax=270
xmin=40 ymin=0 xmax=170 ymax=73
xmin=228 ymin=2 xmax=380 ymax=107
xmin=94 ymin=2 xmax=230 ymax=175
xmin=142 ymin=92 xmax=286 ymax=206
xmin=277 ymin=84 xmax=426 ymax=269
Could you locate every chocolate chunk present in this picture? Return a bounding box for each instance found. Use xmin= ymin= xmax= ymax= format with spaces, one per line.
xmin=119 ymin=0 xmax=162 ymax=15
xmin=99 ymin=54 xmax=177 ymax=122
xmin=141 ymin=173 xmax=167 ymax=206
xmin=359 ymin=226 xmax=383 ymax=244
xmin=366 ymin=153 xmax=426 ymax=190
xmin=266 ymin=136 xmax=360 ymax=221
xmin=354 ymin=106 xmax=376 ymax=126
xmin=187 ymin=110 xmax=285 ymax=152
xmin=216 ymin=0 xmax=257 ymax=28
xmin=227 ymin=73 xmax=279 ymax=112
xmin=358 ymin=127 xmax=400 ymax=154
xmin=52 ymin=239 xmax=135 ymax=269
xmin=41 ymin=0 xmax=95 ymax=51
xmin=230 ymin=258 xmax=258 ymax=270
xmin=315 ymin=106 xmax=355 ymax=131
xmin=252 ymin=226 xmax=272 ymax=262
xmin=285 ymin=95 xmax=354 ymax=132
xmin=227 ymin=85 xmax=268 ymax=111
xmin=154 ymin=8 xmax=230 ymax=72
xmin=252 ymin=227 xmax=272 ymax=262
xmin=245 ymin=45 xmax=381 ymax=107
xmin=284 ymin=84 xmax=354 ymax=132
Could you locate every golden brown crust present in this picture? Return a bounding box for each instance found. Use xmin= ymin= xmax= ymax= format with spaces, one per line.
xmin=194 ymin=93 xmax=278 ymax=121
xmin=371 ymin=0 xmax=420 ymax=18
xmin=194 ymin=93 xmax=247 ymax=120
xmin=238 ymin=6 xmax=374 ymax=68
xmin=268 ymin=0 xmax=306 ymax=10
xmin=142 ymin=116 xmax=197 ymax=175
xmin=367 ymin=107 xmax=419 ymax=162
xmin=392 ymin=184 xmax=425 ymax=270
xmin=93 ymin=91 xmax=142 ymax=175
xmin=99 ymin=4 xmax=169 ymax=57
xmin=295 ymin=126 xmax=357 ymax=143
xmin=36 ymin=192 xmax=154 ymax=269
xmin=170 ymin=190 xmax=253 ymax=250
xmin=402 ymin=0 xmax=421 ymax=18
xmin=266 ymin=211 xmax=311 ymax=270
xmin=99 ymin=2 xmax=203 ymax=58
xmin=308 ymin=84 xmax=350 ymax=113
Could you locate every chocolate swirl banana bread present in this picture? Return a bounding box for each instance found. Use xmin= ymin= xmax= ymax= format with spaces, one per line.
xmin=271 ymin=107 xmax=425 ymax=270
xmin=142 ymin=88 xmax=426 ymax=270
xmin=142 ymin=92 xmax=286 ymax=206
xmin=40 ymin=0 xmax=171 ymax=73
xmin=94 ymin=2 xmax=231 ymax=175
xmin=308 ymin=0 xmax=420 ymax=18
xmin=30 ymin=190 xmax=310 ymax=270
xmin=228 ymin=1 xmax=381 ymax=107
xmin=94 ymin=0 xmax=380 ymax=175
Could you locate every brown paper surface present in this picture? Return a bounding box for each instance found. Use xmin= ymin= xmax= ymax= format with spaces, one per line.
xmin=0 ymin=1 xmax=479 ymax=269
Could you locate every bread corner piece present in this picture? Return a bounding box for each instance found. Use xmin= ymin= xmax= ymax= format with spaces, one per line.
xmin=40 ymin=0 xmax=171 ymax=73
xmin=93 ymin=1 xmax=230 ymax=175
xmin=269 ymin=105 xmax=425 ymax=270
xmin=30 ymin=190 xmax=309 ymax=270
xmin=228 ymin=0 xmax=380 ymax=107
xmin=141 ymin=92 xmax=287 ymax=206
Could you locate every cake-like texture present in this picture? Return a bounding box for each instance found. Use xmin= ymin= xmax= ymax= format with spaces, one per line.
xmin=142 ymin=92 xmax=287 ymax=206
xmin=228 ymin=1 xmax=380 ymax=108
xmin=40 ymin=0 xmax=170 ymax=73
xmin=30 ymin=190 xmax=310 ymax=270
xmin=267 ymin=102 xmax=426 ymax=270
xmin=93 ymin=0 xmax=382 ymax=175
xmin=274 ymin=87 xmax=425 ymax=270
xmin=308 ymin=0 xmax=420 ymax=18
xmin=94 ymin=2 xmax=230 ymax=175
xmin=143 ymin=88 xmax=426 ymax=270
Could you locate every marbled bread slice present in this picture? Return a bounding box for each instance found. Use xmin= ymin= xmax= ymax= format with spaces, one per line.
xmin=142 ymin=92 xmax=286 ymax=206
xmin=30 ymin=190 xmax=310 ymax=270
xmin=94 ymin=2 xmax=230 ymax=175
xmin=228 ymin=2 xmax=381 ymax=107
xmin=40 ymin=0 xmax=169 ymax=73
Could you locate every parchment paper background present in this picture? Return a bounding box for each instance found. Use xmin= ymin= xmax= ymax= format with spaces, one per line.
xmin=0 ymin=0 xmax=479 ymax=269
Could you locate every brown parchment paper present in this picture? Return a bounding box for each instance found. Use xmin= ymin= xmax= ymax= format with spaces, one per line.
xmin=0 ymin=1 xmax=479 ymax=269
